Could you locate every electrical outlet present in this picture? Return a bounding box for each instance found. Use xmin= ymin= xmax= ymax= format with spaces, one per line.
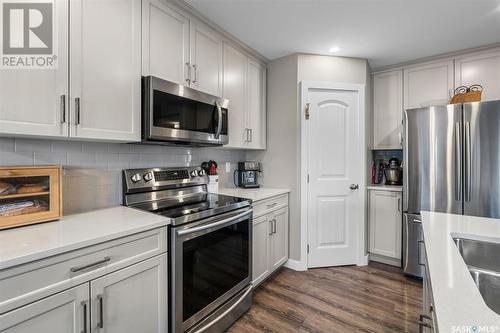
xmin=225 ymin=162 xmax=231 ymax=172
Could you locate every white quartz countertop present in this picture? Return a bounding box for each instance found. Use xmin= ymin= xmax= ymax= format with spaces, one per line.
xmin=0 ymin=206 xmax=169 ymax=270
xmin=366 ymin=184 xmax=403 ymax=192
xmin=421 ymin=211 xmax=500 ymax=332
xmin=218 ymin=188 xmax=290 ymax=202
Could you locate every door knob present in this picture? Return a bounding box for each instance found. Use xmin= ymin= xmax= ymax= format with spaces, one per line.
xmin=350 ymin=184 xmax=359 ymax=190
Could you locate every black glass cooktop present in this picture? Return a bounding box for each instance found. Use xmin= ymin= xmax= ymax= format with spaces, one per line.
xmin=146 ymin=193 xmax=250 ymax=225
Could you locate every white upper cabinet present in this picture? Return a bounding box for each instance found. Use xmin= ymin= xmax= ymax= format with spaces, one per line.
xmin=70 ymin=0 xmax=141 ymax=142
xmin=142 ymin=0 xmax=190 ymax=86
xmin=223 ymin=44 xmax=267 ymax=149
xmin=372 ymin=69 xmax=403 ymax=149
xmin=404 ymin=60 xmax=454 ymax=110
xmin=190 ymin=22 xmax=222 ymax=96
xmin=455 ymin=49 xmax=500 ymax=102
xmin=246 ymin=59 xmax=267 ymax=149
xmin=223 ymin=43 xmax=248 ymax=148
xmin=0 ymin=0 xmax=68 ymax=138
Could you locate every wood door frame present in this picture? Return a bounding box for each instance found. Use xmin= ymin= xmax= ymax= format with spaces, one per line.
xmin=299 ymin=81 xmax=368 ymax=269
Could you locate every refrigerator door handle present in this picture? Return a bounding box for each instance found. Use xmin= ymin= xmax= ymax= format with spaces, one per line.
xmin=455 ymin=122 xmax=462 ymax=201
xmin=465 ymin=121 xmax=471 ymax=202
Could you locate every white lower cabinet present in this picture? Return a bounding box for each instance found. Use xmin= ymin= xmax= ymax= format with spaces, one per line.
xmin=90 ymin=254 xmax=167 ymax=333
xmin=0 ymin=228 xmax=167 ymax=333
xmin=252 ymin=195 xmax=289 ymax=286
xmin=0 ymin=284 xmax=88 ymax=333
xmin=368 ymin=189 xmax=402 ymax=265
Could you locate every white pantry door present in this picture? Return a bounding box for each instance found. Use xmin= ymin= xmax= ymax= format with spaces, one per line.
xmin=305 ymin=84 xmax=364 ymax=268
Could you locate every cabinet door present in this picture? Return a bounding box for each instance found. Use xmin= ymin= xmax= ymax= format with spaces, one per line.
xmin=0 ymin=0 xmax=68 ymax=138
xmin=246 ymin=59 xmax=267 ymax=149
xmin=373 ymin=69 xmax=403 ymax=149
xmin=142 ymin=0 xmax=190 ymax=86
xmin=270 ymin=207 xmax=289 ymax=272
xmin=70 ymin=0 xmax=141 ymax=142
xmin=90 ymin=254 xmax=167 ymax=333
xmin=252 ymin=215 xmax=271 ymax=286
xmin=0 ymin=284 xmax=89 ymax=333
xmin=369 ymin=191 xmax=402 ymax=259
xmin=190 ymin=22 xmax=222 ymax=96
xmin=223 ymin=42 xmax=247 ymax=148
xmin=455 ymin=49 xmax=500 ymax=102
xmin=404 ymin=60 xmax=454 ymax=110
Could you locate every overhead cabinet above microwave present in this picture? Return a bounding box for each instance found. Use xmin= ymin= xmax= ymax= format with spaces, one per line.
xmin=142 ymin=0 xmax=222 ymax=97
xmin=0 ymin=0 xmax=141 ymax=142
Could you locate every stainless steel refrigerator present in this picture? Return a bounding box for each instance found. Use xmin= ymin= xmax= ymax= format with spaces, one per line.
xmin=403 ymin=100 xmax=500 ymax=278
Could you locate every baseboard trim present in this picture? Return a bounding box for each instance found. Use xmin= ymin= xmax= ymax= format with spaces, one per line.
xmin=284 ymin=259 xmax=308 ymax=271
xmin=357 ymin=254 xmax=369 ymax=266
xmin=369 ymin=253 xmax=402 ymax=267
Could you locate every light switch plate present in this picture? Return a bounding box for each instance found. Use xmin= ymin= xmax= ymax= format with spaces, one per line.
xmin=225 ymin=162 xmax=231 ymax=172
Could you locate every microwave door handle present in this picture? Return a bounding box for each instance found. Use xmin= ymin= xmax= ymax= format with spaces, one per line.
xmin=215 ymin=101 xmax=222 ymax=138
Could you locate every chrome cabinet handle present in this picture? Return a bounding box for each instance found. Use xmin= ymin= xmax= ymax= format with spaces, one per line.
xmin=185 ymin=62 xmax=191 ymax=84
xmin=249 ymin=128 xmax=253 ymax=142
xmin=81 ymin=301 xmax=88 ymax=333
xmin=266 ymin=202 xmax=277 ymax=209
xmin=192 ymin=64 xmax=198 ymax=83
xmin=455 ymin=122 xmax=462 ymax=201
xmin=349 ymin=184 xmax=359 ymax=190
xmin=97 ymin=294 xmax=104 ymax=328
xmin=397 ymin=198 xmax=401 ymax=212
xmin=70 ymin=257 xmax=110 ymax=273
xmin=465 ymin=121 xmax=471 ymax=202
xmin=60 ymin=95 xmax=66 ymax=123
xmin=269 ymin=220 xmax=273 ymax=236
xmin=272 ymin=219 xmax=277 ymax=234
xmin=75 ymin=97 xmax=81 ymax=125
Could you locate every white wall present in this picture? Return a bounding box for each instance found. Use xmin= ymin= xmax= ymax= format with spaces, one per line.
xmin=249 ymin=53 xmax=369 ymax=262
xmin=0 ymin=138 xmax=245 ymax=214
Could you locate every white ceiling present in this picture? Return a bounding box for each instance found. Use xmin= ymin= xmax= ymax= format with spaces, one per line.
xmin=185 ymin=0 xmax=500 ymax=69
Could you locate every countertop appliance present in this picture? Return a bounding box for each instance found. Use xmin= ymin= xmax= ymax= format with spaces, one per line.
xmin=142 ymin=76 xmax=229 ymax=146
xmin=403 ymin=100 xmax=500 ymax=278
xmin=122 ymin=166 xmax=252 ymax=333
xmin=384 ymin=158 xmax=402 ymax=185
xmin=234 ymin=162 xmax=261 ymax=189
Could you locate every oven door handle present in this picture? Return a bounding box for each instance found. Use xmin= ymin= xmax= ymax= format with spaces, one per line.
xmin=177 ymin=210 xmax=251 ymax=236
xmin=191 ymin=285 xmax=253 ymax=333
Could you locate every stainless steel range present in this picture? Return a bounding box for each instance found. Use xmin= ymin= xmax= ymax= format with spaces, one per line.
xmin=122 ymin=167 xmax=253 ymax=333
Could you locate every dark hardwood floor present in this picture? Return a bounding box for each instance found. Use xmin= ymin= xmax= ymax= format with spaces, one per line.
xmin=227 ymin=262 xmax=422 ymax=333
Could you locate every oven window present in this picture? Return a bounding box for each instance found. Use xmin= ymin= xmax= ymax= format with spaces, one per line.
xmin=153 ymin=90 xmax=227 ymax=135
xmin=183 ymin=219 xmax=249 ymax=321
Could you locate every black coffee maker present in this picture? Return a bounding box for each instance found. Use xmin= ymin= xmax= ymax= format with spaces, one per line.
xmin=235 ymin=161 xmax=261 ymax=188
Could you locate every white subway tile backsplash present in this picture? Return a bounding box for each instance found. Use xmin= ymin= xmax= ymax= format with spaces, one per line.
xmin=0 ymin=138 xmax=247 ymax=214
xmin=0 ymin=151 xmax=34 ymax=165
xmin=52 ymin=141 xmax=83 ymax=153
xmin=0 ymin=138 xmax=15 ymax=151
xmin=15 ymin=138 xmax=51 ymax=152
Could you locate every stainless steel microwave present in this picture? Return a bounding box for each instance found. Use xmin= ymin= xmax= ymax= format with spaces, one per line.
xmin=142 ymin=76 xmax=229 ymax=146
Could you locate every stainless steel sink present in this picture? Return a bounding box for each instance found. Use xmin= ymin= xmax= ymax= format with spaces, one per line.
xmin=453 ymin=237 xmax=500 ymax=315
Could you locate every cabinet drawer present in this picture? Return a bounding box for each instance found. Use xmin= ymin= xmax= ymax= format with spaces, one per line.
xmin=0 ymin=227 xmax=166 ymax=314
xmin=253 ymin=194 xmax=288 ymax=217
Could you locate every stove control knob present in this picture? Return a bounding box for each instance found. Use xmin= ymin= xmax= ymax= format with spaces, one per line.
xmin=190 ymin=170 xmax=198 ymax=178
xmin=197 ymin=169 xmax=206 ymax=177
xmin=143 ymin=172 xmax=153 ymax=182
xmin=131 ymin=173 xmax=141 ymax=183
